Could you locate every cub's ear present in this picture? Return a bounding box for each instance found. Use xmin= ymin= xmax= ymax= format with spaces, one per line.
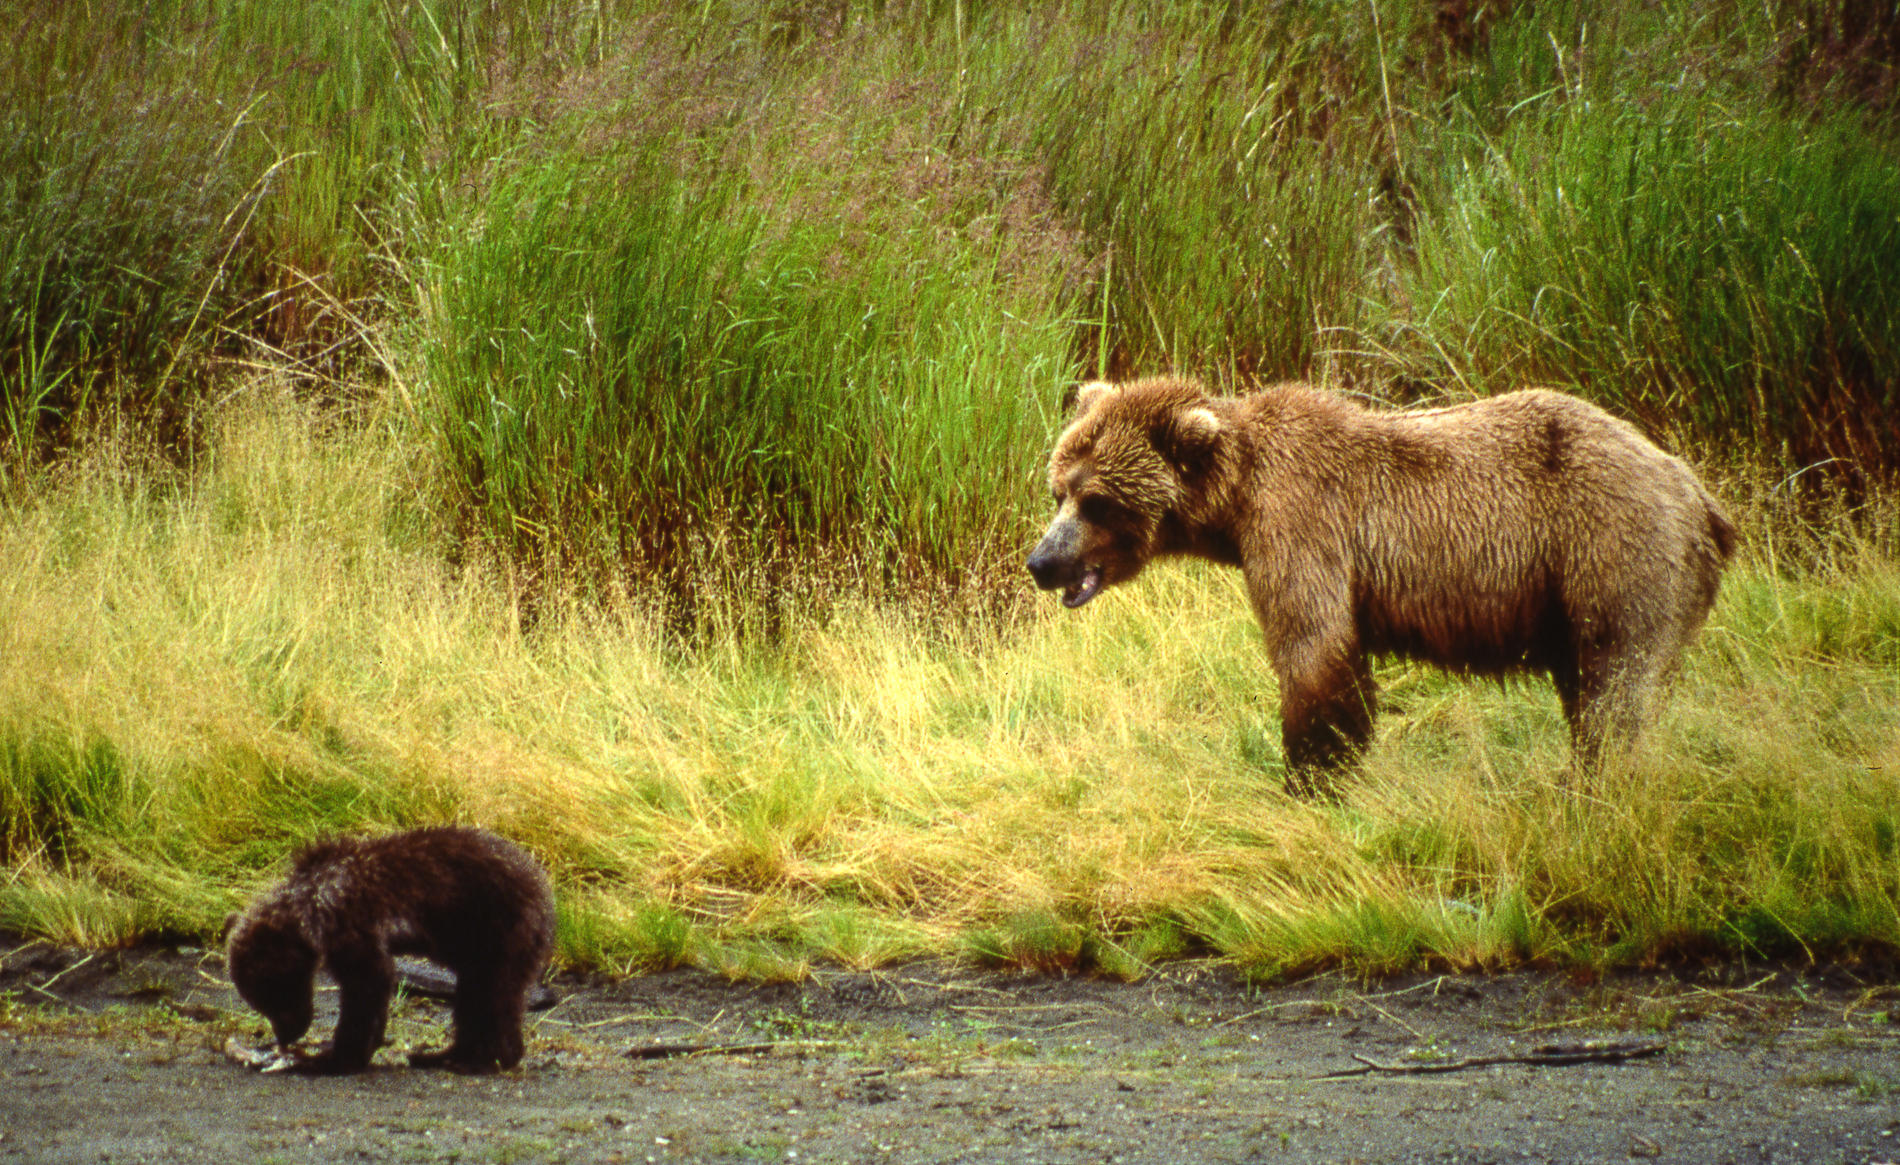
xmin=1154 ymin=405 xmax=1222 ymax=471
xmin=1070 ymin=380 xmax=1116 ymax=416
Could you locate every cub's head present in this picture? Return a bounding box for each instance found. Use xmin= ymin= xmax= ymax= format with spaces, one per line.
xmin=1026 ymin=377 xmax=1225 ymax=608
xmin=226 ymin=907 xmax=319 ymax=1048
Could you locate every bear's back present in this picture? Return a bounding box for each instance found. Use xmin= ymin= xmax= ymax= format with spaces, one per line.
xmin=282 ymin=828 xmax=553 ymax=966
xmin=1319 ymin=389 xmax=1721 ymax=669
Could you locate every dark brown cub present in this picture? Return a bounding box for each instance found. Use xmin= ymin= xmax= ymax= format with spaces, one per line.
xmin=225 ymin=826 xmax=555 ymax=1075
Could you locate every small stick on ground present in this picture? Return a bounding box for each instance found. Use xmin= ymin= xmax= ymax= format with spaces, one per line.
xmin=1318 ymin=1040 xmax=1667 ymax=1080
xmin=26 ymin=953 xmax=97 ymax=1004
xmin=626 ymin=1040 xmax=843 ymax=1060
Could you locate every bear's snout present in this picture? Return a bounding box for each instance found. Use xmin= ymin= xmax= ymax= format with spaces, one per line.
xmin=1025 ymin=519 xmax=1077 ymax=587
xmin=1027 ymin=520 xmax=1105 ymax=608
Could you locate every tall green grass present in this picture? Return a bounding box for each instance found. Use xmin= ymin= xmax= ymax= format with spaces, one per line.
xmin=15 ymin=0 xmax=1899 ymax=597
xmin=951 ymin=1 xmax=1386 ymax=381
xmin=1392 ymin=93 xmax=1900 ymax=480
xmin=2 ymin=4 xmax=263 ymax=449
xmin=417 ymin=135 xmax=1076 ymax=619
xmin=0 ymin=0 xmax=564 ymax=457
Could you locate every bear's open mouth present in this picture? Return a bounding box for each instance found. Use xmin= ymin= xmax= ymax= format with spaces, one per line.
xmin=1061 ymin=566 xmax=1104 ymax=609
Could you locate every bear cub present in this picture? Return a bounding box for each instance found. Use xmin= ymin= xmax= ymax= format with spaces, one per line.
xmin=226 ymin=826 xmax=555 ymax=1075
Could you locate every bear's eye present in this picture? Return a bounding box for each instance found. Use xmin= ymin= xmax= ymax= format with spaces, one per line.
xmin=1078 ymin=496 xmax=1127 ymax=524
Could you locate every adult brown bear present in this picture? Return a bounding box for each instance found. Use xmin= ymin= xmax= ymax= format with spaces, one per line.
xmin=226 ymin=826 xmax=555 ymax=1074
xmin=1026 ymin=377 xmax=1735 ymax=794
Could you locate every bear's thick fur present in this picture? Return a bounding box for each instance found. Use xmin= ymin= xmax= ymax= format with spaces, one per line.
xmin=1027 ymin=377 xmax=1736 ymax=792
xmin=226 ymin=826 xmax=555 ymax=1074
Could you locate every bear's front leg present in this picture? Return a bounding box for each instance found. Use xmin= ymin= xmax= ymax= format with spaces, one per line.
xmin=1273 ymin=637 xmax=1377 ymax=797
xmin=294 ymin=949 xmax=395 ymax=1074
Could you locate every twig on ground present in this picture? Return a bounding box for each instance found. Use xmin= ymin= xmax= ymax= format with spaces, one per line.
xmin=888 ymin=975 xmax=1016 ymax=998
xmin=1318 ymin=1039 xmax=1667 ymax=1080
xmin=626 ymin=1040 xmax=843 ymax=1060
xmin=562 ymin=1013 xmax=689 ymax=1029
xmin=0 ymin=939 xmax=48 ymax=971
xmin=1354 ymin=997 xmax=1425 ymax=1039
xmin=949 ymin=1002 xmax=1119 ymax=1017
xmin=28 ymin=952 xmax=97 ymax=1002
xmin=1363 ymin=975 xmax=1458 ymax=1000
xmin=35 ymin=952 xmax=95 ymax=992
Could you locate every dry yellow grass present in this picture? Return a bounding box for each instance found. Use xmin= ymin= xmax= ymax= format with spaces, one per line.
xmin=2 ymin=385 xmax=1896 ymax=977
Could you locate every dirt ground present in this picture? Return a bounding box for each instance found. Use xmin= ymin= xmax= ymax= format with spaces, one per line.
xmin=3 ymin=940 xmax=1899 ymax=1164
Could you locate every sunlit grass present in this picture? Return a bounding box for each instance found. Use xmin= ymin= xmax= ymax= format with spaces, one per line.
xmin=3 ymin=390 xmax=1894 ymax=978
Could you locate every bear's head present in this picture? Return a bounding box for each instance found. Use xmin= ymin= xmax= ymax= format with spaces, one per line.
xmin=1026 ymin=377 xmax=1225 ymax=608
xmin=226 ymin=907 xmax=319 ymax=1047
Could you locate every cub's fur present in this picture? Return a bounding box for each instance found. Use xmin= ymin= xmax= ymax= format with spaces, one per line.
xmin=226 ymin=826 xmax=555 ymax=1074
xmin=1028 ymin=377 xmax=1735 ymax=792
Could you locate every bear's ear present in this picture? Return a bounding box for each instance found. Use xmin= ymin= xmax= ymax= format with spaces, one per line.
xmin=1071 ymin=380 xmax=1116 ymax=416
xmin=1154 ymin=405 xmax=1222 ymax=470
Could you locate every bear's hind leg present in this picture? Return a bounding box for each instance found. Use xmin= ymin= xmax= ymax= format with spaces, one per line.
xmin=409 ymin=969 xmax=527 ymax=1073
xmin=1565 ymin=642 xmax=1667 ymax=776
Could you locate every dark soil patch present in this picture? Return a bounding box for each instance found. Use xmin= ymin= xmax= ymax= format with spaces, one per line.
xmin=4 ymin=940 xmax=1899 ymax=1163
